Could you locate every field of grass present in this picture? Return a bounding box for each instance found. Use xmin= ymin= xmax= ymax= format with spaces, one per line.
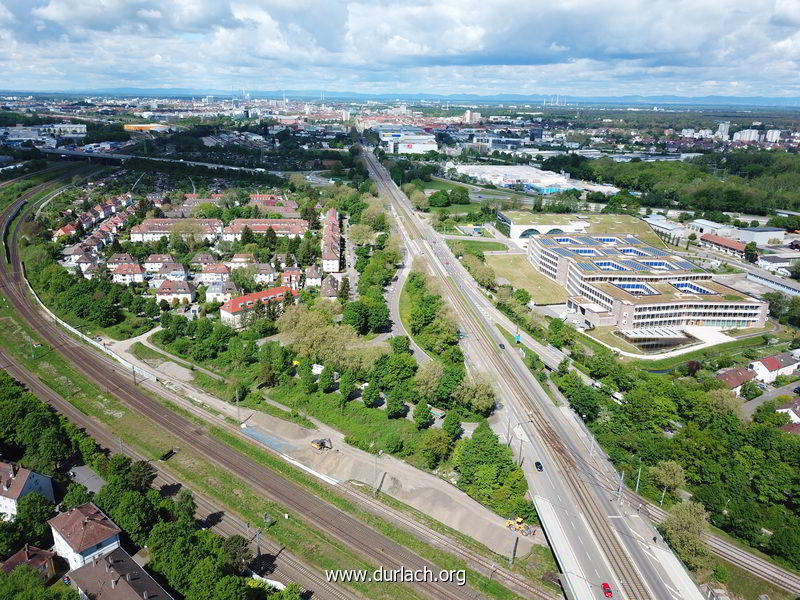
xmin=458 ymin=240 xmax=509 ymax=253
xmin=433 ymin=202 xmax=481 ymax=214
xmin=630 ymin=335 xmax=774 ymax=370
xmin=484 ymin=254 xmax=567 ymax=305
xmin=584 ymin=214 xmax=666 ymax=248
xmin=425 ymin=178 xmax=465 ymax=192
xmin=587 ymin=326 xmax=646 ymax=354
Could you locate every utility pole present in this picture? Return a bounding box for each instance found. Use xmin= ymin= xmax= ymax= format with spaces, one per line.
xmin=255 ymin=529 xmax=261 ymax=556
xmin=635 ymin=464 xmax=642 ymax=494
xmin=617 ymin=471 xmax=624 ymax=504
xmin=132 ymin=364 xmax=136 ymax=385
xmin=518 ymin=438 xmax=523 ymax=466
xmin=236 ymin=387 xmax=241 ymax=423
xmin=506 ymin=418 xmax=512 ymax=447
xmin=660 ymin=486 xmax=667 ymax=506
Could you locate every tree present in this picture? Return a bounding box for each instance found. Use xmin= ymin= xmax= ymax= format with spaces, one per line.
xmin=61 ymin=483 xmax=92 ymax=510
xmin=420 ymin=429 xmax=451 ymax=469
xmin=386 ymin=389 xmax=406 ymax=419
xmin=349 ymin=224 xmax=374 ymax=246
xmin=744 ymin=241 xmax=758 ymax=263
xmin=415 ymin=361 xmax=444 ymax=402
xmin=389 ymin=336 xmax=411 ymax=355
xmin=763 ymin=291 xmax=789 ymax=318
xmin=362 ymin=378 xmax=380 ymax=408
xmin=174 ymin=489 xmax=197 ymax=522
xmin=15 ymin=493 xmax=55 ymax=547
xmin=651 ymin=460 xmax=685 ymax=502
xmin=339 ymin=370 xmax=356 ymax=401
xmin=338 ymin=276 xmax=350 ymax=303
xmin=222 ymin=534 xmax=253 ymax=574
xmin=738 ymin=379 xmax=762 ymax=401
xmin=442 ymin=411 xmax=462 ymax=441
xmin=769 ymin=518 xmax=800 ymax=568
xmin=660 ymin=501 xmax=710 ymax=570
xmin=413 ymin=402 xmax=432 ymax=430
xmin=319 ymin=364 xmax=334 ymax=393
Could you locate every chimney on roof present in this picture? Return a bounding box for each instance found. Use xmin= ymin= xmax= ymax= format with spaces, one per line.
xmin=23 ymin=544 xmax=30 ymax=560
xmin=111 ymin=576 xmax=117 ymax=589
xmin=105 ymin=559 xmax=110 ymax=572
xmin=143 ymin=592 xmax=148 ymax=599
xmin=126 ymin=572 xmax=131 ymax=582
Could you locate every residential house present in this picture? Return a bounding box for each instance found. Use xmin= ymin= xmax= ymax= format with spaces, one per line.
xmin=52 ymin=223 xmax=76 ymax=241
xmin=281 ymin=267 xmax=303 ymax=290
xmin=144 ymin=254 xmax=176 ymax=272
xmin=748 ymin=352 xmax=800 ymax=384
xmin=221 ymin=218 xmax=309 ymax=242
xmin=320 ymin=275 xmax=339 ymax=299
xmin=252 ymin=262 xmax=276 ymax=285
xmin=48 ymin=503 xmax=121 ymax=570
xmin=206 ymin=281 xmax=239 ymax=304
xmin=715 ymin=367 xmax=757 ymax=396
xmin=1 ymin=545 xmax=56 ymax=581
xmin=699 ymin=233 xmax=746 ymax=259
xmin=271 ymin=253 xmax=295 ymax=270
xmin=190 ymin=252 xmax=216 ymax=269
xmin=129 ymin=219 xmax=223 ymax=243
xmin=107 ymin=253 xmax=136 ymax=268
xmin=0 ymin=463 xmax=55 ymax=521
xmin=321 ymin=208 xmax=341 ymax=273
xmin=148 ymin=263 xmax=189 ymax=289
xmin=111 ymin=263 xmax=145 ymax=285
xmin=155 ymin=280 xmax=195 ymax=305
xmin=220 ymin=286 xmax=297 ymax=329
xmin=69 ymin=547 xmax=174 ymax=600
xmin=226 ymin=253 xmax=256 ymax=270
xmin=305 ymin=265 xmax=322 ymax=287
xmin=776 ymin=398 xmax=800 ymax=424
xmin=197 ymin=262 xmax=230 ymax=284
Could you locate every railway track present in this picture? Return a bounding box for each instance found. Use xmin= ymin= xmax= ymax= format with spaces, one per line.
xmin=367 ymin=151 xmax=656 ymax=599
xmin=0 ymin=348 xmax=357 ymax=600
xmin=0 ymin=172 xmax=484 ymax=600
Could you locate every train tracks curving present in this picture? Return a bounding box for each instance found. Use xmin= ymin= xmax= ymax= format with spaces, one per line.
xmin=0 ymin=170 xmax=488 ymax=600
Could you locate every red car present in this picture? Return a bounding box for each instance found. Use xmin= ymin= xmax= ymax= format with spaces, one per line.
xmin=602 ymin=582 xmax=613 ymax=597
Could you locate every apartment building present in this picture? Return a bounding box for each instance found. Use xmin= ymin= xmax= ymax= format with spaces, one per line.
xmin=221 ymin=218 xmax=309 ymax=241
xmin=321 ymin=209 xmax=341 ymax=272
xmin=527 ymin=234 xmax=768 ymax=334
xmin=129 ymin=219 xmax=223 ymax=242
xmin=220 ymin=285 xmax=297 ymax=328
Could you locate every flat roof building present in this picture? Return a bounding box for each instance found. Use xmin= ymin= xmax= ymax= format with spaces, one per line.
xmin=496 ymin=210 xmax=589 ymax=243
xmin=527 ymin=234 xmax=768 ymax=334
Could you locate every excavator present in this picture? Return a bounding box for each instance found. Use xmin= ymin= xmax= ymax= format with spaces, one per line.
xmin=505 ymin=516 xmax=535 ymax=536
xmin=311 ymin=438 xmax=332 ymax=450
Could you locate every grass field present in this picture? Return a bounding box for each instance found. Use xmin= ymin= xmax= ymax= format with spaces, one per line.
xmin=484 ymin=254 xmax=567 ymax=304
xmin=425 ymin=178 xmax=467 ymax=192
xmin=433 ymin=202 xmax=481 ymax=214
xmin=457 ymin=240 xmax=508 ymax=253
xmin=584 ymin=214 xmax=666 ymax=248
xmin=587 ymin=326 xmax=644 ymax=354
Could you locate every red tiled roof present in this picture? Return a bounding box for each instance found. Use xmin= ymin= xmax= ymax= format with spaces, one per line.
xmin=700 ymin=233 xmax=745 ymax=252
xmin=156 ymin=280 xmax=193 ymax=295
xmin=223 ymin=219 xmax=309 ymax=236
xmin=113 ymin=263 xmax=144 ymax=275
xmin=202 ymin=263 xmax=229 ymax=274
xmin=47 ymin=503 xmax=120 ymax=553
xmin=716 ymin=367 xmax=756 ymax=389
xmin=1 ymin=544 xmax=55 ymax=574
xmin=756 ymin=352 xmax=799 ymax=372
xmin=0 ymin=462 xmax=32 ymax=501
xmin=220 ymin=286 xmax=296 ymax=314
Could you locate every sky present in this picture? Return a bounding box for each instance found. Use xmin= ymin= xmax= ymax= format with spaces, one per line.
xmin=1 ymin=0 xmax=800 ymax=98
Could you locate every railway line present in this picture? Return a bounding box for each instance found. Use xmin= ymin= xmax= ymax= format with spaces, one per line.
xmin=0 ymin=347 xmax=357 ymax=600
xmin=365 ymin=149 xmax=800 ymax=598
xmin=0 ymin=172 xmax=486 ymax=600
xmin=366 ymin=150 xmax=657 ymax=599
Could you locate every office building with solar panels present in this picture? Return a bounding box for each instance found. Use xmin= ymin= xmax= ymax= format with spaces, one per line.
xmin=528 ymin=234 xmax=768 ymax=333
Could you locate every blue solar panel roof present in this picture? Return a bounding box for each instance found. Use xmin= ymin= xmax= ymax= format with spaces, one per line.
xmin=576 ymin=262 xmax=598 ymax=271
xmin=553 ymin=248 xmax=575 ymax=257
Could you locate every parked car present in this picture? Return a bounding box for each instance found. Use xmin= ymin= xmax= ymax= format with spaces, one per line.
xmin=499 ymin=343 xmax=506 ymax=350
xmin=793 ymin=386 xmax=800 ymax=394
xmin=535 ymin=461 xmax=544 ymax=472
xmin=602 ymin=582 xmax=613 ymax=598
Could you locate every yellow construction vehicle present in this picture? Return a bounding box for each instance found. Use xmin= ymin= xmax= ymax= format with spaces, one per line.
xmin=311 ymin=438 xmax=332 ymax=450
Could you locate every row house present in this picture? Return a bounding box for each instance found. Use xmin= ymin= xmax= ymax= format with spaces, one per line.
xmin=700 ymin=233 xmax=746 ymax=259
xmin=107 ymin=253 xmax=136 ymax=268
xmin=220 ymin=285 xmax=297 ymax=329
xmin=70 ymin=548 xmax=175 ymax=600
xmin=111 ymin=263 xmax=145 ymax=285
xmin=129 ymin=218 xmax=223 ymax=243
xmin=197 ymin=262 xmax=230 ymax=284
xmin=1 ymin=545 xmax=56 ymax=581
xmin=321 ymin=208 xmax=341 ymax=273
xmin=749 ymin=352 xmax=800 ymax=384
xmin=221 ymin=218 xmax=309 ymax=242
xmin=190 ymin=252 xmax=216 ymax=269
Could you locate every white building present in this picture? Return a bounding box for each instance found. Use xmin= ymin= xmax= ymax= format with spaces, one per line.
xmin=48 ymin=503 xmax=121 ymax=571
xmin=144 ymin=254 xmax=175 ymax=272
xmin=155 ymin=280 xmax=195 ymax=304
xmin=687 ymin=219 xmax=732 ymax=237
xmin=766 ymin=130 xmax=782 ymax=143
xmin=305 ymin=265 xmax=322 ymax=287
xmin=205 ymin=281 xmax=239 ymax=304
xmin=252 ymin=263 xmax=277 ymax=285
xmin=220 ymin=286 xmax=296 ymax=329
xmin=732 ymin=129 xmax=761 ymax=142
xmin=749 ymin=353 xmax=799 ymax=384
xmin=735 ymin=227 xmax=785 ymax=245
xmin=496 ymin=210 xmax=588 ymax=244
xmin=643 ymin=215 xmax=686 ymax=238
xmin=196 ymin=263 xmax=230 ymax=284
xmin=0 ymin=463 xmax=54 ymax=521
xmin=111 ymin=263 xmax=145 ymax=285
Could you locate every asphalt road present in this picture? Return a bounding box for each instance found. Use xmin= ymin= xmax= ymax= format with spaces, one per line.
xmin=365 ymin=150 xmax=695 ymax=600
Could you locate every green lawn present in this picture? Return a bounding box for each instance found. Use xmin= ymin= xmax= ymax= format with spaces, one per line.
xmin=457 ymin=240 xmax=509 ymax=253
xmin=586 ymin=326 xmax=645 ymax=354
xmin=484 ymin=254 xmax=567 ymax=305
xmin=584 ymin=214 xmax=666 ymax=248
xmin=425 ymin=178 xmax=465 ymax=192
xmin=433 ymin=203 xmax=481 ymax=215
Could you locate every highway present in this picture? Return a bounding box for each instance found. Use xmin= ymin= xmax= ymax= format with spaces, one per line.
xmin=365 ymin=149 xmax=701 ymax=600
xmin=0 ymin=176 xmax=484 ymax=600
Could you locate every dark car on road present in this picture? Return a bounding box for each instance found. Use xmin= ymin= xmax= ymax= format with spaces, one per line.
xmin=499 ymin=343 xmax=506 ymax=350
xmin=535 ymin=461 xmax=544 ymax=472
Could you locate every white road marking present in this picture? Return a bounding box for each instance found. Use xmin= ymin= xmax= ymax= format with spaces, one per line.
xmin=571 ymin=520 xmax=576 ymax=529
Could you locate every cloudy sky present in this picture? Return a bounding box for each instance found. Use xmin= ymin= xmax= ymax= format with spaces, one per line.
xmin=1 ymin=0 xmax=799 ymax=97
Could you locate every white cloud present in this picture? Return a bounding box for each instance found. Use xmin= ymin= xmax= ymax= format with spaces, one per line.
xmin=0 ymin=0 xmax=797 ymax=97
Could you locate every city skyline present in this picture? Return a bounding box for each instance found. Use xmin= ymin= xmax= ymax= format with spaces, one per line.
xmin=2 ymin=0 xmax=800 ymax=99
